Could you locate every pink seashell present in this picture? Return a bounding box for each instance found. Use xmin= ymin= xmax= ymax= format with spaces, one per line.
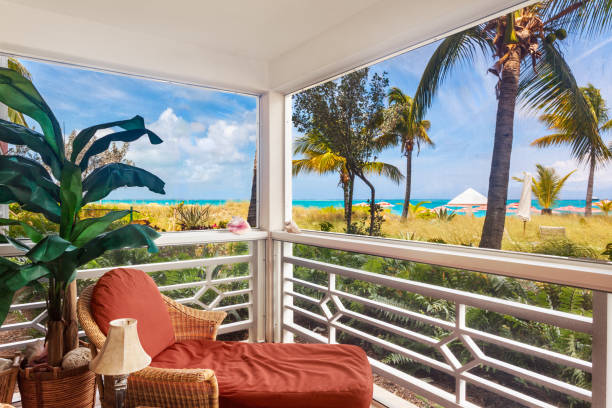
xmin=228 ymin=216 xmax=251 ymax=235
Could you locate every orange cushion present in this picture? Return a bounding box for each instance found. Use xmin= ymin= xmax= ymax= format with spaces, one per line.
xmin=151 ymin=340 xmax=373 ymax=408
xmin=91 ymin=268 xmax=175 ymax=358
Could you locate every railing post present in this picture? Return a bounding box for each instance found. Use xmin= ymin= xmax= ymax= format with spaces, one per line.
xmin=455 ymin=303 xmax=467 ymax=405
xmin=282 ymin=242 xmax=294 ymax=343
xmin=593 ymin=291 xmax=612 ymax=407
xmin=249 ymin=240 xmax=266 ymax=342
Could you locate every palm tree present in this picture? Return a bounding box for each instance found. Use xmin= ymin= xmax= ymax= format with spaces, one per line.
xmin=380 ymin=87 xmax=433 ymax=219
xmin=293 ymin=130 xmax=403 ymax=233
xmin=413 ymin=2 xmax=612 ymax=249
xmin=534 ymin=84 xmax=612 ymax=216
xmin=514 ymin=164 xmax=575 ymax=214
xmin=595 ymin=200 xmax=611 ymax=216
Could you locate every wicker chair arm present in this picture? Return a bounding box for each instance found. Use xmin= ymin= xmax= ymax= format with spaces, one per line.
xmin=127 ymin=366 xmax=219 ymax=408
xmin=162 ymin=295 xmax=226 ymax=342
xmin=77 ymin=285 xmax=107 ymax=350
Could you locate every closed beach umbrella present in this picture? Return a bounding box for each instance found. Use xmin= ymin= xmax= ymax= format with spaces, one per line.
xmin=517 ymin=172 xmax=532 ymax=222
xmin=447 ymin=188 xmax=487 ymax=216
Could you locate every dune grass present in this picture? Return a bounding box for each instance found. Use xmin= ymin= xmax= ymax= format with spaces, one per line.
xmin=291 ymin=205 xmax=612 ymax=259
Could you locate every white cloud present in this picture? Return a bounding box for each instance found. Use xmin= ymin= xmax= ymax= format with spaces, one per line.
xmin=126 ymin=108 xmax=256 ymax=186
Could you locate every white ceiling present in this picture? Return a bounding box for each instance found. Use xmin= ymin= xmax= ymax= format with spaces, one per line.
xmin=0 ymin=0 xmax=530 ymax=94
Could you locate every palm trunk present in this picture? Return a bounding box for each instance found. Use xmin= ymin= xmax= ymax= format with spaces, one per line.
xmin=357 ymin=172 xmax=376 ymax=236
xmin=401 ymin=150 xmax=413 ymax=220
xmin=0 ymin=57 xmax=8 ymax=222
xmin=480 ymin=46 xmax=521 ymax=250
xmin=345 ymin=173 xmax=355 ymax=232
xmin=62 ymin=281 xmax=79 ymax=354
xmin=585 ymin=152 xmax=595 ymax=216
xmin=247 ymin=157 xmax=257 ymax=227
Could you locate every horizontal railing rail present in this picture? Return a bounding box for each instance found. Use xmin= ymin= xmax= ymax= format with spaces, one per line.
xmin=272 ymin=230 xmax=612 ymax=292
xmin=274 ymin=232 xmax=611 ymax=407
xmin=0 ymin=230 xmax=267 ymax=351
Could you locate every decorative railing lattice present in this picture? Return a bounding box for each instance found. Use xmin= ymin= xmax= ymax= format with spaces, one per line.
xmin=274 ymin=231 xmax=611 ymax=408
xmin=0 ymin=230 xmax=268 ymax=351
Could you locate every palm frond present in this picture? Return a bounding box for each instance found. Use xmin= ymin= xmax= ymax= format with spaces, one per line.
xmin=542 ymin=0 xmax=612 ymax=39
xmin=413 ymin=26 xmax=491 ymax=121
xmin=531 ymin=133 xmax=574 ymax=147
xmin=362 ymin=162 xmax=404 ymax=184
xmin=519 ymin=40 xmax=602 ymax=162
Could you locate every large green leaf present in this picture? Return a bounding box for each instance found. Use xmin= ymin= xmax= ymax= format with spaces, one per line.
xmin=59 ymin=163 xmax=82 ymax=239
xmin=0 ymin=234 xmax=31 ymax=252
xmin=26 ymin=235 xmax=74 ymax=263
xmin=74 ymin=224 xmax=160 ymax=267
xmin=0 ymin=119 xmax=63 ymax=179
xmin=4 ymin=264 xmax=50 ymax=291
xmin=0 ymin=68 xmax=63 ymax=158
xmin=70 ymin=209 xmax=132 ymax=247
xmin=71 ymin=116 xmax=147 ymax=162
xmin=79 ymin=128 xmax=162 ymax=171
xmin=0 ymin=176 xmax=61 ymax=223
xmin=0 ymin=218 xmax=44 ymax=242
xmin=0 ymin=263 xmax=49 ymax=326
xmin=0 ymin=287 xmax=15 ymax=328
xmin=82 ymin=163 xmax=165 ymax=204
xmin=0 ymin=155 xmax=59 ymax=201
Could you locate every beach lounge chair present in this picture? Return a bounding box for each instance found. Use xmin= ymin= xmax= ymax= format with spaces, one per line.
xmin=77 ymin=268 xmax=372 ymax=408
xmin=539 ymin=226 xmax=566 ymax=239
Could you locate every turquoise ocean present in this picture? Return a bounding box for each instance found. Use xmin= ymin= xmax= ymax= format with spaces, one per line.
xmin=101 ymin=199 xmax=596 ymax=217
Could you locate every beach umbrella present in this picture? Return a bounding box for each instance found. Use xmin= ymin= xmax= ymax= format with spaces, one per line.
xmin=447 ymin=188 xmax=487 ymax=217
xmin=517 ymin=171 xmax=532 ymax=233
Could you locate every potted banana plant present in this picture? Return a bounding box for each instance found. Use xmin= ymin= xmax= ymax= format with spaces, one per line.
xmin=0 ymin=67 xmax=165 ymax=406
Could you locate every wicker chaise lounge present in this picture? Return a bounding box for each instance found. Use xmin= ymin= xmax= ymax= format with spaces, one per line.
xmin=78 ymin=268 xmax=373 ymax=408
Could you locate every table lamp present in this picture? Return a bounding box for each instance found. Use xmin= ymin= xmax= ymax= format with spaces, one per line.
xmin=89 ymin=318 xmax=151 ymax=408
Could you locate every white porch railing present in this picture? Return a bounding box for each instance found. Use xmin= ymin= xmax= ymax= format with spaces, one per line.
xmin=0 ymin=230 xmax=268 ymax=351
xmin=273 ymin=231 xmax=612 ymax=408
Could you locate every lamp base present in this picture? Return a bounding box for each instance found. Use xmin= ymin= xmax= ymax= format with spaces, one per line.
xmin=113 ymin=375 xmax=128 ymax=408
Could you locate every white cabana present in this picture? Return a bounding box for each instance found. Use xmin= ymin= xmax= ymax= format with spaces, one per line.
xmin=447 ymin=188 xmax=488 ymax=206
xmin=447 ymin=188 xmax=487 ymax=216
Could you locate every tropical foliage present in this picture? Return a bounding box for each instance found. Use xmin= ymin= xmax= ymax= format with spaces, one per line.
xmin=293 ymin=68 xmax=404 ymax=235
xmin=412 ymin=1 xmax=612 ymax=249
xmin=380 ymin=87 xmax=433 ymax=219
xmin=535 ymin=84 xmax=612 ymax=216
xmin=595 ymin=199 xmax=612 ymax=215
xmin=514 ymin=164 xmax=575 ymax=214
xmin=293 ymin=129 xmax=402 ymax=233
xmin=0 ymin=67 xmax=165 ymax=365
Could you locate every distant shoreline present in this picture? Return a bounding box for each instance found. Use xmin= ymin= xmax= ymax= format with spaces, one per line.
xmin=101 ymin=198 xmax=599 ymax=217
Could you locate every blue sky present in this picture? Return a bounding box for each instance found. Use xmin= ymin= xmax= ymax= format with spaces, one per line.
xmin=293 ymin=32 xmax=612 ymax=201
xmin=20 ymin=60 xmax=257 ymax=201
xmin=17 ymin=28 xmax=612 ymax=202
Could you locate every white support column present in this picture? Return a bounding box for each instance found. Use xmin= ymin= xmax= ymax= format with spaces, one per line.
xmin=0 ymin=56 xmax=9 ymax=222
xmin=259 ymin=91 xmax=292 ymax=342
xmin=593 ymin=291 xmax=612 ymax=408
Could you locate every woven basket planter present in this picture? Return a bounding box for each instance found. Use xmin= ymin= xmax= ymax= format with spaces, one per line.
xmin=18 ymin=364 xmax=96 ymax=408
xmin=0 ymin=354 xmax=20 ymax=404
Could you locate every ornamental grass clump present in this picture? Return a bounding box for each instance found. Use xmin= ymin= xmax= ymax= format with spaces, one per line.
xmin=0 ymin=68 xmax=165 ymax=366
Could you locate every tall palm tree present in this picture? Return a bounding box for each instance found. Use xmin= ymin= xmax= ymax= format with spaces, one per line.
xmin=381 ymin=87 xmax=433 ymax=219
xmin=534 ymin=84 xmax=612 ymax=216
xmin=514 ymin=164 xmax=575 ymax=214
xmin=293 ymin=130 xmax=403 ymax=232
xmin=413 ymin=1 xmax=612 ymax=249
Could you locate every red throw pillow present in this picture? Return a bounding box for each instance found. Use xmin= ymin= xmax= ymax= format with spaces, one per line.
xmin=91 ymin=268 xmax=175 ymax=358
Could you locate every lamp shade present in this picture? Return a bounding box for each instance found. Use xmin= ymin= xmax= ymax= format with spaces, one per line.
xmin=89 ymin=318 xmax=151 ymax=375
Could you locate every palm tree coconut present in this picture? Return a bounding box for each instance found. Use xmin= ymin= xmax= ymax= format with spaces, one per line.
xmin=535 ymin=84 xmax=612 ymax=216
xmin=380 ymin=87 xmax=433 ymax=220
xmin=0 ymin=68 xmax=165 ymax=367
xmin=413 ymin=1 xmax=612 ymax=248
